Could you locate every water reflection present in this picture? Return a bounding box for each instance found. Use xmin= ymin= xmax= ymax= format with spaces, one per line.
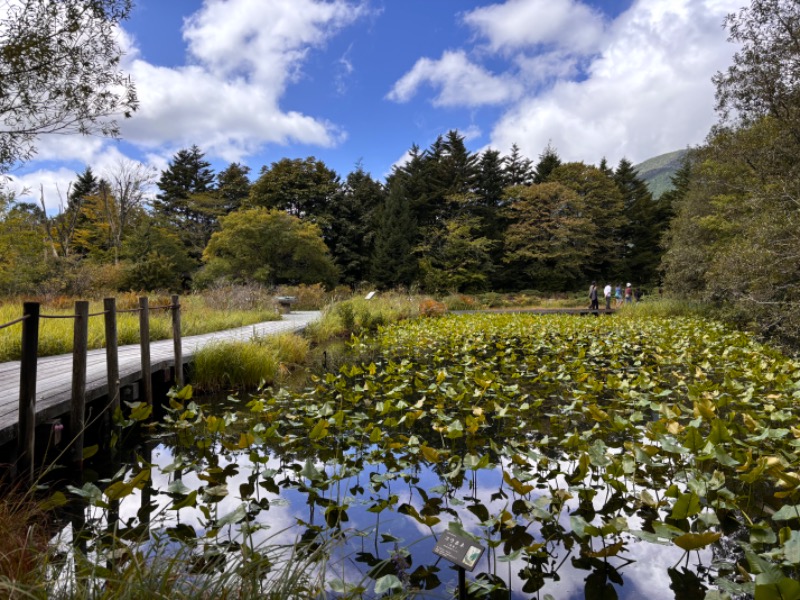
xmin=49 ymin=433 xmax=713 ymax=599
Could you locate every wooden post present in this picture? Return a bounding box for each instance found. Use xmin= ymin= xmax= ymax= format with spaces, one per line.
xmin=171 ymin=295 xmax=183 ymax=388
xmin=139 ymin=297 xmax=153 ymax=405
xmin=17 ymin=302 xmax=40 ymax=482
xmin=103 ymin=297 xmax=120 ymax=446
xmin=70 ymin=301 xmax=89 ymax=468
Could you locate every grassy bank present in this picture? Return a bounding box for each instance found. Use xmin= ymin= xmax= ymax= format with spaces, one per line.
xmin=0 ymin=289 xmax=281 ymax=362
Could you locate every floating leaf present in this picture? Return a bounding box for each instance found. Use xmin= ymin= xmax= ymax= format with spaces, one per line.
xmin=673 ymin=531 xmax=721 ymax=551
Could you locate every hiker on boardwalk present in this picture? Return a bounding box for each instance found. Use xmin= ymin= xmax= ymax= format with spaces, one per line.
xmin=589 ymin=281 xmax=599 ymax=310
xmin=625 ymin=283 xmax=633 ymax=304
xmin=615 ymin=283 xmax=623 ymax=307
xmin=603 ymin=283 xmax=612 ymax=310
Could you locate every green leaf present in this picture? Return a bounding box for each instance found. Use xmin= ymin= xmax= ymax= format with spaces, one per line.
xmin=673 ymin=531 xmax=721 ymax=551
xmin=772 ymin=505 xmax=800 ymax=521
xmin=374 ymin=574 xmax=402 ymax=594
xmin=218 ymin=503 xmax=248 ymax=526
xmin=171 ymin=490 xmax=198 ymax=510
xmin=671 ymin=493 xmax=701 ymax=520
xmin=309 ymin=419 xmax=329 ymax=441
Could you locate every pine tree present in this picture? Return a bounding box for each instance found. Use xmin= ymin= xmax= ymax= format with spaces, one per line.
xmin=153 ymin=145 xmax=216 ymax=262
xmin=216 ymin=163 xmax=251 ymax=215
xmin=371 ymin=183 xmax=417 ymax=289
xmin=614 ymin=158 xmax=662 ymax=284
xmin=504 ymin=143 xmax=534 ymax=186
xmin=533 ymin=143 xmax=562 ymax=184
xmin=327 ymin=165 xmax=386 ymax=286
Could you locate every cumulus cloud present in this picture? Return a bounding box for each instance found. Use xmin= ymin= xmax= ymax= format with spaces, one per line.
xmin=386 ymin=50 xmax=523 ymax=107
xmin=489 ymin=0 xmax=740 ymax=164
xmin=118 ymin=0 xmax=365 ymax=159
xmin=9 ymin=0 xmax=368 ymax=207
xmin=388 ymin=0 xmax=740 ymax=165
xmin=462 ymin=0 xmax=608 ymax=54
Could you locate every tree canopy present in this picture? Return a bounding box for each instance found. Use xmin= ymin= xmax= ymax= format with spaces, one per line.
xmin=0 ymin=0 xmax=137 ymax=172
xmin=201 ymin=207 xmax=338 ymax=288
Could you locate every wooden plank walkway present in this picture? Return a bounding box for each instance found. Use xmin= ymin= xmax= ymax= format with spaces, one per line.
xmin=0 ymin=311 xmax=320 ymax=446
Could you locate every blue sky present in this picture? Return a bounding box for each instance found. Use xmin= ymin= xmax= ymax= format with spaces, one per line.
xmin=7 ymin=0 xmax=742 ymax=210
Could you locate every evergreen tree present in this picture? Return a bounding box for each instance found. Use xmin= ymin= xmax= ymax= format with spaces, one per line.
xmin=417 ymin=215 xmax=494 ymax=293
xmin=327 ymin=165 xmax=386 ymax=286
xmin=504 ymin=143 xmax=534 ymax=186
xmin=215 ymin=163 xmax=251 ymax=215
xmin=533 ymin=143 xmax=562 ymax=184
xmin=614 ymin=158 xmax=662 ymax=284
xmin=153 ymin=145 xmax=216 ymax=263
xmin=371 ymin=183 xmax=417 ymax=289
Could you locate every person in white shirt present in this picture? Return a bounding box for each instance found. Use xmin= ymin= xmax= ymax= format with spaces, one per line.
xmin=603 ymin=283 xmax=612 ymax=310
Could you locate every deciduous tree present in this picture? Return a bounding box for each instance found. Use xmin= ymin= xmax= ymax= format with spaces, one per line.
xmin=0 ymin=0 xmax=137 ymax=172
xmin=201 ymin=207 xmax=338 ymax=287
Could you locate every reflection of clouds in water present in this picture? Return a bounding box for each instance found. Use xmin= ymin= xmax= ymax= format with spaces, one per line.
xmin=86 ymin=441 xmax=714 ymax=599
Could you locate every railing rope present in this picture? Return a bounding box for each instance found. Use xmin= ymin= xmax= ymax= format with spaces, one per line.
xmin=6 ymin=294 xmax=186 ymax=478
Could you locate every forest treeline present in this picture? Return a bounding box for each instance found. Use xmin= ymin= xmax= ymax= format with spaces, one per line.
xmin=1 ymin=0 xmax=799 ymax=347
xmin=0 ymin=137 xmax=669 ymax=297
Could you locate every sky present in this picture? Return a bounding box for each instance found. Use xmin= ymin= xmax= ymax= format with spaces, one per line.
xmin=6 ymin=0 xmax=744 ymax=211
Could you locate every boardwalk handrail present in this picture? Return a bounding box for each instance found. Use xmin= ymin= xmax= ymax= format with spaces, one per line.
xmin=0 ymin=315 xmax=28 ymax=331
xmin=13 ymin=296 xmax=183 ymax=482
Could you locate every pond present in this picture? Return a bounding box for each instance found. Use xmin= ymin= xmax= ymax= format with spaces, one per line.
xmin=48 ymin=313 xmax=800 ymax=599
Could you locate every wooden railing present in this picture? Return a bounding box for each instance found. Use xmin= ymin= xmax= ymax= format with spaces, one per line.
xmin=0 ymin=295 xmax=183 ymax=482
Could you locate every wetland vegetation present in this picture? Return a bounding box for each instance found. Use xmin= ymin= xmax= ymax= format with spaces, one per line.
xmin=15 ymin=308 xmax=800 ymax=599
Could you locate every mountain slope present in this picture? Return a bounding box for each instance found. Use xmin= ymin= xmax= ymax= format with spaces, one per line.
xmin=634 ymin=149 xmax=688 ymax=198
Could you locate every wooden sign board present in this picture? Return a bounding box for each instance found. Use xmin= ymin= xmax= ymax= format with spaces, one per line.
xmin=433 ymin=531 xmax=485 ymax=572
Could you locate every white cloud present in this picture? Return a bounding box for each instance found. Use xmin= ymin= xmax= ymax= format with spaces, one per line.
xmin=117 ymin=0 xmax=367 ymax=159
xmin=488 ymin=0 xmax=740 ymax=164
xmin=462 ymin=0 xmax=608 ymax=54
xmin=386 ymin=50 xmax=523 ymax=107
xmin=12 ymin=0 xmax=367 ymax=188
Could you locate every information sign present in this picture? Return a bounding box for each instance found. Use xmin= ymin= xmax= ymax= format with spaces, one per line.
xmin=432 ymin=531 xmax=485 ymax=572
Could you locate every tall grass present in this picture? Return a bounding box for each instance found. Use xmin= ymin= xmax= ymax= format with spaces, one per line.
xmin=305 ymin=293 xmax=420 ymax=344
xmin=612 ymin=297 xmax=708 ymax=319
xmin=0 ymin=484 xmax=52 ymax=598
xmin=190 ymin=332 xmax=310 ymax=391
xmin=0 ymin=292 xmax=280 ymax=362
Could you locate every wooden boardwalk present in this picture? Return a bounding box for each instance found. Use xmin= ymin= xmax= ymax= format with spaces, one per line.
xmin=0 ymin=311 xmax=320 ymax=446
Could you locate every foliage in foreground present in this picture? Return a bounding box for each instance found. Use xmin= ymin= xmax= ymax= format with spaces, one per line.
xmin=37 ymin=312 xmax=800 ymax=598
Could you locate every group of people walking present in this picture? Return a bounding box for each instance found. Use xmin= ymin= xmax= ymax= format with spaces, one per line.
xmin=589 ymin=282 xmax=641 ymax=310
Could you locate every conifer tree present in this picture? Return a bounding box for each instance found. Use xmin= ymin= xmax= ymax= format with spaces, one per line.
xmin=533 ymin=144 xmax=562 ymax=184
xmin=371 ymin=183 xmax=417 ymax=289
xmin=327 ymin=165 xmax=386 ymax=286
xmin=153 ymin=145 xmax=216 ymax=262
xmin=614 ymin=158 xmax=662 ymax=284
xmin=504 ymin=143 xmax=534 ymax=186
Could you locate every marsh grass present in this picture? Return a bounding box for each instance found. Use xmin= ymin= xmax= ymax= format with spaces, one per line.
xmin=0 ymin=294 xmax=280 ymax=362
xmin=613 ymin=297 xmax=708 ymax=319
xmin=305 ymin=293 xmax=420 ymax=344
xmin=191 ymin=340 xmax=279 ymax=392
xmin=191 ymin=332 xmax=312 ymax=392
xmin=45 ymin=534 xmax=332 ymax=600
xmin=0 ymin=484 xmax=52 ymax=597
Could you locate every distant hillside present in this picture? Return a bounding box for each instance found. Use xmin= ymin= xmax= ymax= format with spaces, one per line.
xmin=634 ymin=149 xmax=688 ymax=198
